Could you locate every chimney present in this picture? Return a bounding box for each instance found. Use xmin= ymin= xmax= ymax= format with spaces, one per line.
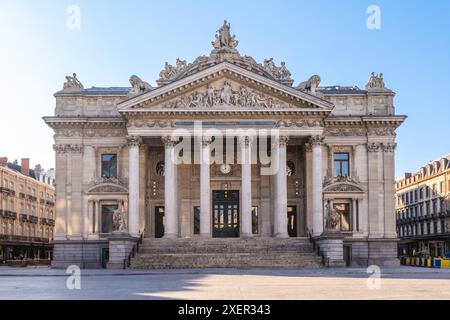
xmin=0 ymin=157 xmax=7 ymax=166
xmin=21 ymin=158 xmax=30 ymax=176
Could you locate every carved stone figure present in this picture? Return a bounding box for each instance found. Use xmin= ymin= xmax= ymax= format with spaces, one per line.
xmin=158 ymin=59 xmax=188 ymax=82
xmin=297 ymin=75 xmax=321 ymax=94
xmin=325 ymin=203 xmax=341 ymax=231
xmin=263 ymin=59 xmax=292 ymax=82
xmin=212 ymin=20 xmax=239 ymax=50
xmin=278 ymin=62 xmax=291 ymax=80
xmin=63 ymin=73 xmax=84 ymax=90
xmin=162 ymin=83 xmax=289 ymax=109
xmin=365 ymin=72 xmax=386 ymax=90
xmin=128 ymin=75 xmax=152 ymax=97
xmin=113 ymin=205 xmax=127 ymax=232
xmin=220 ymin=81 xmax=232 ymax=105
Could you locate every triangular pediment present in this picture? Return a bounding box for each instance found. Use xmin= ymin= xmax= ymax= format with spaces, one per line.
xmin=118 ymin=62 xmax=334 ymax=114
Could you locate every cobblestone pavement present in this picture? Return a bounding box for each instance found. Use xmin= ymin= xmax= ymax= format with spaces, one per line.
xmin=1 ymin=266 xmax=450 ymax=300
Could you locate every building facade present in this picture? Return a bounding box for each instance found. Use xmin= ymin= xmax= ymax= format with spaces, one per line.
xmin=396 ymin=155 xmax=450 ymax=257
xmin=44 ymin=22 xmax=405 ymax=268
xmin=0 ymin=157 xmax=55 ymax=263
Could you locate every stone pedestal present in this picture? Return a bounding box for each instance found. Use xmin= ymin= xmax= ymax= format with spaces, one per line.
xmin=107 ymin=232 xmax=138 ymax=269
xmin=318 ymin=231 xmax=346 ymax=267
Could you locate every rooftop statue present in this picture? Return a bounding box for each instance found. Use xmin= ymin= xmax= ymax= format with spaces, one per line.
xmin=297 ymin=75 xmax=321 ymax=94
xmin=63 ymin=73 xmax=84 ymax=90
xmin=365 ymin=72 xmax=387 ymax=90
xmin=212 ymin=20 xmax=239 ymax=51
xmin=128 ymin=75 xmax=152 ymax=97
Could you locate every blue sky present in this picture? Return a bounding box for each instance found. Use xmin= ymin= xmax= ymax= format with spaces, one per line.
xmin=0 ymin=0 xmax=449 ymax=178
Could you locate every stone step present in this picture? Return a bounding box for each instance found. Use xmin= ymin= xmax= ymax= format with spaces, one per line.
xmin=130 ymin=237 xmax=322 ymax=269
xmin=138 ymin=238 xmax=315 ymax=254
xmin=130 ymin=253 xmax=323 ymax=269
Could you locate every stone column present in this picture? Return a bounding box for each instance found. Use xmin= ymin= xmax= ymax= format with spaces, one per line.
xmin=240 ymin=136 xmax=253 ymax=237
xmin=94 ymin=200 xmax=100 ymax=234
xmin=163 ymin=136 xmax=179 ymax=238
xmin=82 ymin=145 xmax=95 ymax=239
xmin=352 ymin=199 xmax=358 ymax=231
xmin=367 ymin=142 xmax=382 ymax=238
xmin=274 ymin=136 xmax=289 ymax=238
xmin=200 ymin=137 xmax=212 ymax=237
xmin=53 ymin=144 xmax=68 ymax=240
xmin=383 ymin=143 xmax=397 ymax=238
xmin=311 ymin=135 xmax=324 ymax=237
xmin=127 ymin=136 xmax=141 ymax=237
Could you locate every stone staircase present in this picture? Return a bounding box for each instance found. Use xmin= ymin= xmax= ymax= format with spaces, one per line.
xmin=130 ymin=237 xmax=323 ymax=269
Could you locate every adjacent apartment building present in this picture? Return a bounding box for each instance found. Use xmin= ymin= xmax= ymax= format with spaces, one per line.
xmin=0 ymin=157 xmax=55 ymax=263
xmin=395 ymin=155 xmax=450 ymax=257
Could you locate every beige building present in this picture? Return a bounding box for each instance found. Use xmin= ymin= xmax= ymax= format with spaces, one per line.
xmin=396 ymin=155 xmax=450 ymax=257
xmin=44 ymin=22 xmax=405 ymax=268
xmin=0 ymin=157 xmax=55 ymax=263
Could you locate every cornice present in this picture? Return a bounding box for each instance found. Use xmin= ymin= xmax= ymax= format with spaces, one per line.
xmin=43 ymin=117 xmax=126 ymax=129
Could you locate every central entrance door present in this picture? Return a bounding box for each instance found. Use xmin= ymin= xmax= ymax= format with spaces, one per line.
xmin=212 ymin=190 xmax=239 ymax=238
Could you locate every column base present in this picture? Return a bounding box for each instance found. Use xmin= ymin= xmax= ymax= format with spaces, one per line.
xmin=200 ymin=233 xmax=212 ymax=238
xmin=274 ymin=233 xmax=289 ymax=238
xmin=163 ymin=234 xmax=179 ymax=239
xmin=240 ymin=233 xmax=254 ymax=238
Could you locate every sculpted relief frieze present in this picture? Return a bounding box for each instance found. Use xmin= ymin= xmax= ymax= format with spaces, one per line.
xmin=54 ymin=128 xmax=127 ymax=138
xmin=162 ymin=81 xmax=294 ymax=110
xmin=325 ymin=127 xmax=367 ymax=137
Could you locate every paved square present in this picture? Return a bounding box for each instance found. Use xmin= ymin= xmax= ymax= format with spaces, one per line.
xmin=1 ymin=266 xmax=450 ymax=300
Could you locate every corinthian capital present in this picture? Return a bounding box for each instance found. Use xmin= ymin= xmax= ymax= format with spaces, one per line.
xmin=200 ymin=136 xmax=213 ymax=147
xmin=367 ymin=142 xmax=382 ymax=153
xmin=127 ymin=135 xmax=142 ymax=147
xmin=382 ymin=143 xmax=397 ymax=153
xmin=53 ymin=144 xmax=68 ymax=154
xmin=69 ymin=144 xmax=84 ymax=154
xmin=162 ymin=136 xmax=180 ymax=148
xmin=309 ymin=135 xmax=324 ymax=146
xmin=238 ymin=136 xmax=254 ymax=148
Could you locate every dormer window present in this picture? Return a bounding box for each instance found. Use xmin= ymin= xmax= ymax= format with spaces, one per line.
xmin=101 ymin=154 xmax=117 ymax=178
xmin=334 ymin=152 xmax=350 ymax=177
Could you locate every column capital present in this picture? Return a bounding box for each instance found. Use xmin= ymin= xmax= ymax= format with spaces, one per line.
xmin=238 ymin=136 xmax=254 ymax=147
xmin=272 ymin=135 xmax=289 ymax=148
xmin=304 ymin=143 xmax=312 ymax=153
xmin=367 ymin=142 xmax=382 ymax=153
xmin=200 ymin=136 xmax=213 ymax=147
xmin=127 ymin=135 xmax=142 ymax=147
xmin=309 ymin=135 xmax=324 ymax=146
xmin=162 ymin=136 xmax=179 ymax=148
xmin=382 ymin=143 xmax=397 ymax=153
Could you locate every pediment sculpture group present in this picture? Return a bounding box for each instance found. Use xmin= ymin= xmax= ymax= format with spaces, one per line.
xmin=163 ymin=81 xmax=288 ymax=109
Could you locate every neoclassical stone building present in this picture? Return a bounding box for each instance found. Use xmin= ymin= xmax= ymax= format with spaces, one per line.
xmin=44 ymin=21 xmax=405 ymax=268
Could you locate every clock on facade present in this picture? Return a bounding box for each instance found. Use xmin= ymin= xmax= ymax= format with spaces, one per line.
xmin=219 ymin=164 xmax=232 ymax=175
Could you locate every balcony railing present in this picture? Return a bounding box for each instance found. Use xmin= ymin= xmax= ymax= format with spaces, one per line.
xmin=27 ymin=195 xmax=37 ymax=202
xmin=40 ymin=218 xmax=55 ymax=226
xmin=0 ymin=234 xmax=49 ymax=243
xmin=0 ymin=187 xmax=15 ymax=196
xmin=0 ymin=210 xmax=17 ymax=220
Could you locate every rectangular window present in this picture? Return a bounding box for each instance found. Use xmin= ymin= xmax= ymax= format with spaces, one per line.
xmin=101 ymin=154 xmax=117 ymax=178
xmin=334 ymin=153 xmax=350 ymax=177
xmin=101 ymin=204 xmax=118 ymax=234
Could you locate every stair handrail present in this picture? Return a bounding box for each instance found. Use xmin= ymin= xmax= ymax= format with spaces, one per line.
xmin=125 ymin=229 xmax=145 ymax=268
xmin=307 ymin=229 xmax=328 ymax=267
